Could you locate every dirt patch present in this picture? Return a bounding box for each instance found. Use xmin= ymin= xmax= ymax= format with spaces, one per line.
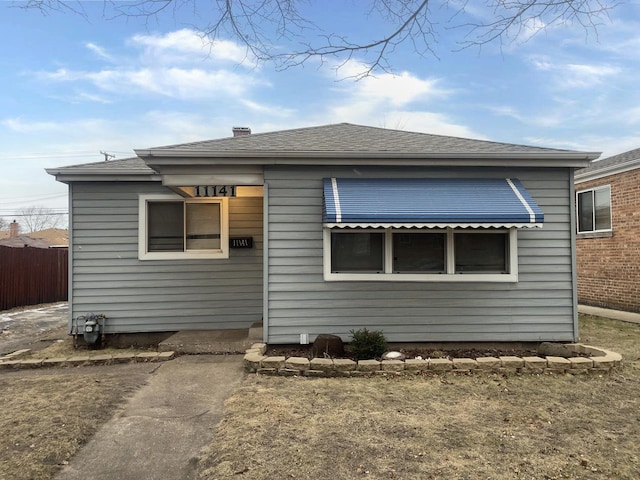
xmin=0 ymin=302 xmax=68 ymax=354
xmin=198 ymin=315 xmax=640 ymax=480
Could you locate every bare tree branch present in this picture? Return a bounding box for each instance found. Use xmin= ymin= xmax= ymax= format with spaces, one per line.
xmin=18 ymin=206 xmax=63 ymax=233
xmin=11 ymin=0 xmax=621 ymax=77
xmin=454 ymin=0 xmax=619 ymax=50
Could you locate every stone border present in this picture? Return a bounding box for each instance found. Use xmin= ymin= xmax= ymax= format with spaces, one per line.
xmin=0 ymin=349 xmax=176 ymax=370
xmin=243 ymin=343 xmax=622 ymax=377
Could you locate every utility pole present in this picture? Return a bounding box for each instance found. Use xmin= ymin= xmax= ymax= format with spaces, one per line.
xmin=100 ymin=151 xmax=115 ymax=161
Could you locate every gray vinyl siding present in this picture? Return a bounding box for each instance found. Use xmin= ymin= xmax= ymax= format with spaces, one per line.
xmin=70 ymin=182 xmax=263 ymax=333
xmin=264 ymin=165 xmax=577 ymax=344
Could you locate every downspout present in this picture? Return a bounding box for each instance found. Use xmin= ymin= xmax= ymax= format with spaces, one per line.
xmin=67 ymin=183 xmax=74 ymax=335
xmin=262 ymin=182 xmax=269 ymax=343
xmin=569 ymin=169 xmax=579 ymax=342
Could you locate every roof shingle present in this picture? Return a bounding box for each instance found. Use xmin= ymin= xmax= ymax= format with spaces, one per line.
xmin=140 ymin=123 xmax=577 ymax=155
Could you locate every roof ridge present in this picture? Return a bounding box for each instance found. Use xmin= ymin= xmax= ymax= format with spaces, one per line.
xmin=141 ymin=122 xmax=578 ymax=153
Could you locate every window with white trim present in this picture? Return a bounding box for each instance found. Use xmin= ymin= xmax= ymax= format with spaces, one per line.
xmin=576 ymin=185 xmax=611 ymax=233
xmin=324 ymin=227 xmax=518 ymax=282
xmin=139 ymin=195 xmax=229 ymax=260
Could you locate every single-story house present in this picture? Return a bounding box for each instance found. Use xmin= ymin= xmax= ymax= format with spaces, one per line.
xmin=47 ymin=123 xmax=599 ymax=344
xmin=574 ymin=147 xmax=640 ymax=313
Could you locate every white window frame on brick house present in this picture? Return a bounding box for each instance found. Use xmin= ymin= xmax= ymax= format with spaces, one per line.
xmin=576 ymin=185 xmax=612 ymax=234
xmin=138 ymin=194 xmax=229 ymax=260
xmin=323 ymin=227 xmax=518 ymax=282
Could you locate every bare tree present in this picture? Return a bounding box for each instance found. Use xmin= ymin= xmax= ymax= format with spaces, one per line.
xmin=18 ymin=206 xmax=63 ymax=233
xmin=14 ymin=1 xmax=619 ymax=77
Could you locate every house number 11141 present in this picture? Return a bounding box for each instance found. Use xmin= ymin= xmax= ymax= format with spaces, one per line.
xmin=194 ymin=185 xmax=236 ymax=197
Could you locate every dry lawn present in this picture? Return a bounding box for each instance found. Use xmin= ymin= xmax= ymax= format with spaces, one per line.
xmin=0 ymin=367 xmax=150 ymax=480
xmin=198 ymin=315 xmax=640 ymax=480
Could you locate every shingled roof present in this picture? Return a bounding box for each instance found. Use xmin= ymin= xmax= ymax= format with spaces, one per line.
xmin=48 ymin=123 xmax=599 ymax=182
xmin=575 ymin=147 xmax=640 ymax=182
xmin=136 ymin=123 xmax=584 ymax=157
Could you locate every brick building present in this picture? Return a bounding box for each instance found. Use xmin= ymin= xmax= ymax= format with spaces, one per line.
xmin=574 ymin=147 xmax=640 ymax=313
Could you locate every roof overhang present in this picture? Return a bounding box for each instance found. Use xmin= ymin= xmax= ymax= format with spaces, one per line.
xmin=575 ymin=157 xmax=640 ymax=183
xmin=45 ymin=167 xmax=160 ymax=184
xmin=136 ymin=150 xmax=600 ymax=169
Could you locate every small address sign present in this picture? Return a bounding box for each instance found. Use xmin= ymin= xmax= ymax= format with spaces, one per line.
xmin=194 ymin=185 xmax=236 ymax=197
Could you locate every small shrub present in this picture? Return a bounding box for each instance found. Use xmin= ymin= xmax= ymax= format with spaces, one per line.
xmin=349 ymin=328 xmax=388 ymax=360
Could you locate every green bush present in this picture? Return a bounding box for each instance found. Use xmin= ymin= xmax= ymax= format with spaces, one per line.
xmin=349 ymin=328 xmax=388 ymax=360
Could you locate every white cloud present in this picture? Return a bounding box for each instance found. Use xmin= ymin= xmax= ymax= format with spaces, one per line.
xmin=129 ymin=29 xmax=250 ymax=65
xmin=372 ymin=111 xmax=487 ymax=139
xmin=328 ymin=60 xmax=451 ymax=117
xmin=81 ymin=67 xmax=264 ymax=99
xmin=488 ymin=105 xmax=564 ymax=128
xmin=318 ymin=59 xmax=481 ymax=138
xmin=239 ymin=99 xmax=295 ymax=118
xmin=2 ymin=117 xmax=112 ymax=136
xmin=334 ymin=60 xmax=451 ymax=106
xmin=528 ymin=55 xmax=621 ymax=88
xmin=34 ymin=30 xmax=266 ymax=101
xmin=86 ymin=42 xmax=115 ymax=62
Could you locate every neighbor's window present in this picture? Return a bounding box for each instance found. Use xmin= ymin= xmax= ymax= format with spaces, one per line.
xmin=139 ymin=195 xmax=228 ymax=260
xmin=577 ymin=186 xmax=611 ymax=233
xmin=324 ymin=227 xmax=517 ymax=282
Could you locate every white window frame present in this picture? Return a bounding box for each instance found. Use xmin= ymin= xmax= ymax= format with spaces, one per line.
xmin=576 ymin=185 xmax=612 ymax=234
xmin=323 ymin=227 xmax=518 ymax=282
xmin=138 ymin=194 xmax=229 ymax=260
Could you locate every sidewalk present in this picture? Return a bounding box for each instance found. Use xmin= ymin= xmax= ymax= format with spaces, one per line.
xmin=54 ymin=354 xmax=244 ymax=480
xmin=578 ymin=304 xmax=640 ymax=324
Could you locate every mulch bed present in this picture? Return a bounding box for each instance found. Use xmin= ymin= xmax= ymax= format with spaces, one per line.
xmin=266 ymin=344 xmax=542 ymax=361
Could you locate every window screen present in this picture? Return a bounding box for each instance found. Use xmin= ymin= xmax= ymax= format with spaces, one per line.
xmin=454 ymin=232 xmax=508 ymax=273
xmin=186 ymin=203 xmax=221 ymax=250
xmin=393 ymin=232 xmax=446 ymax=273
xmin=148 ymin=202 xmax=184 ymax=252
xmin=331 ymin=232 xmax=384 ymax=273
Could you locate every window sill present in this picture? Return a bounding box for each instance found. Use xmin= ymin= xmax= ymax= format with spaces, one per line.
xmin=139 ymin=250 xmax=229 ymax=261
xmin=323 ymin=272 xmax=518 ymax=283
xmin=577 ymin=230 xmax=613 ymax=239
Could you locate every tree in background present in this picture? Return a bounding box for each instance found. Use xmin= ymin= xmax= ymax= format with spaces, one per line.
xmin=15 ymin=0 xmax=618 ymax=77
xmin=18 ymin=206 xmax=63 ymax=233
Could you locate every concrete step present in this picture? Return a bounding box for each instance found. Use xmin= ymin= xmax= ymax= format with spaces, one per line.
xmin=158 ymin=329 xmax=254 ymax=354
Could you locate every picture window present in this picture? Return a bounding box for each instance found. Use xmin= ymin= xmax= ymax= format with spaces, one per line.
xmin=139 ymin=195 xmax=228 ymax=260
xmin=324 ymin=227 xmax=517 ymax=282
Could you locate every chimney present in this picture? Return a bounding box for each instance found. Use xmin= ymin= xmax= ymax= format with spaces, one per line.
xmin=9 ymin=220 xmax=19 ymax=238
xmin=232 ymin=126 xmax=251 ymax=137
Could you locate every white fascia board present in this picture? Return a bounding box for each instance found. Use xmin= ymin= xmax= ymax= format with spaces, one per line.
xmin=47 ymin=173 xmax=161 ymax=183
xmin=574 ymin=158 xmax=640 ymax=183
xmin=137 ymin=152 xmax=600 ymax=168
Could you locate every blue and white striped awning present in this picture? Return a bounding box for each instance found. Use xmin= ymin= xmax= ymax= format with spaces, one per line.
xmin=322 ymin=177 xmax=544 ymax=228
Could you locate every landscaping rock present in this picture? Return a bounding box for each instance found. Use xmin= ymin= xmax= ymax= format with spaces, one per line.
xmin=381 ymin=351 xmax=406 ymax=361
xmin=312 ymin=334 xmax=344 ymax=358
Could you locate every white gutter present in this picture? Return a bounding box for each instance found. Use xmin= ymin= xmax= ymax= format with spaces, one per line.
xmin=574 ymin=157 xmax=640 ymax=183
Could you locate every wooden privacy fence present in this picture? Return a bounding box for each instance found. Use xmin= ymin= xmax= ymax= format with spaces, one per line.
xmin=0 ymin=245 xmax=68 ymax=310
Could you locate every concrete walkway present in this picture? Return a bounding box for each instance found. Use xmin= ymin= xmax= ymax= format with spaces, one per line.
xmin=54 ymin=354 xmax=244 ymax=480
xmin=578 ymin=304 xmax=640 ymax=324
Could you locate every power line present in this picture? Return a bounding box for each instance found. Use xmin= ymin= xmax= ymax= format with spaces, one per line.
xmin=0 ymin=193 xmax=67 ymax=204
xmin=0 ymin=150 xmax=134 ymax=161
xmin=0 ymin=213 xmax=68 ymax=217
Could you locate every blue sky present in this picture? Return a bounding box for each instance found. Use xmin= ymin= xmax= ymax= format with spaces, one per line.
xmin=1 ymin=1 xmax=639 ymax=226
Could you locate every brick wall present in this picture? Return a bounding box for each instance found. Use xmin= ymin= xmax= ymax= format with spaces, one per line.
xmin=576 ymin=168 xmax=640 ymax=312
